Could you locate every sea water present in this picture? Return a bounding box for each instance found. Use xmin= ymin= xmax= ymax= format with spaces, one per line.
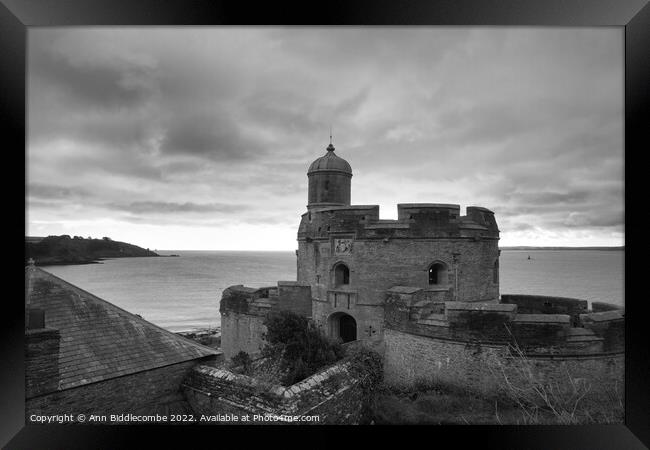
xmin=42 ymin=249 xmax=624 ymax=332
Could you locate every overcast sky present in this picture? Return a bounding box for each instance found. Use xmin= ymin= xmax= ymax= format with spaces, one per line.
xmin=27 ymin=27 xmax=624 ymax=250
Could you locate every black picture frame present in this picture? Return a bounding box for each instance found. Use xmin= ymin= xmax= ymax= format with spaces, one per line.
xmin=2 ymin=0 xmax=647 ymax=448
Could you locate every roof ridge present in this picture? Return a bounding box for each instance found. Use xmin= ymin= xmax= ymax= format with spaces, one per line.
xmin=27 ymin=267 xmax=218 ymax=356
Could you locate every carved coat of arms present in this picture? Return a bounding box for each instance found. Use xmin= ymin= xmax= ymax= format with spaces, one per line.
xmin=334 ymin=238 xmax=353 ymax=254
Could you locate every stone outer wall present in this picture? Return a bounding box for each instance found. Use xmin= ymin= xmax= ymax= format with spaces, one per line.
xmin=298 ymin=237 xmax=499 ymax=343
xmin=298 ymin=237 xmax=499 ymax=307
xmin=26 ymin=360 xmax=207 ymax=419
xmin=383 ymin=328 xmax=624 ymax=398
xmin=277 ymin=282 xmax=312 ymax=317
xmin=220 ymin=311 xmax=268 ymax=360
xmin=182 ymin=361 xmax=364 ymax=424
xmin=501 ymin=294 xmax=589 ymax=325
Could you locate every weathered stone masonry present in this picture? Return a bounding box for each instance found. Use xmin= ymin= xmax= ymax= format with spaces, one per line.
xmin=182 ymin=360 xmax=365 ymax=424
xmin=382 ymin=292 xmax=624 ymax=397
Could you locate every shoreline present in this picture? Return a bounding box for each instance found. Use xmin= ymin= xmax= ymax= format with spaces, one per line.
xmin=176 ymin=327 xmax=221 ymax=350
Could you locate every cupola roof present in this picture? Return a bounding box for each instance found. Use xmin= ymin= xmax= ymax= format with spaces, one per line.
xmin=307 ymin=143 xmax=352 ymax=174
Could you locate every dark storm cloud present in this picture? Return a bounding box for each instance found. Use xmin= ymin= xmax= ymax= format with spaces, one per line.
xmin=242 ymin=87 xmax=371 ymax=136
xmin=30 ymin=42 xmax=155 ymax=110
xmin=561 ymin=211 xmax=624 ymax=228
xmin=506 ymin=191 xmax=592 ymax=205
xmin=27 ymin=28 xmax=624 ymax=247
xmin=106 ymin=201 xmax=248 ymax=214
xmin=27 ymin=183 xmax=91 ymax=200
xmin=159 ymin=112 xmax=264 ymax=161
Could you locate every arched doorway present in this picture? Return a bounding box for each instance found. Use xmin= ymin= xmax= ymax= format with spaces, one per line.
xmin=329 ymin=312 xmax=357 ymax=343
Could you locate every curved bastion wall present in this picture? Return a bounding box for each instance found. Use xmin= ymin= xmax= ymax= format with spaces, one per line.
xmin=382 ymin=292 xmax=624 ymax=396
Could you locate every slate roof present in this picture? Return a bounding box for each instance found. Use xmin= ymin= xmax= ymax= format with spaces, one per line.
xmin=25 ymin=266 xmax=218 ymax=391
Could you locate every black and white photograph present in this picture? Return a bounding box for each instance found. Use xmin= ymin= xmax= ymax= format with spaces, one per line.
xmin=23 ymin=25 xmax=626 ymax=428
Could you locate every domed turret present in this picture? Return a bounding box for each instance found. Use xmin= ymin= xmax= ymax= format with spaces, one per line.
xmin=308 ymin=143 xmax=353 ymax=174
xmin=307 ymin=142 xmax=352 ymax=210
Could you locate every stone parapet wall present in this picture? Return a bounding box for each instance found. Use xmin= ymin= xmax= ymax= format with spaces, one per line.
xmin=592 ymin=301 xmax=624 ymax=313
xmin=298 ymin=204 xmax=499 ymax=241
xmin=580 ymin=310 xmax=624 ymax=352
xmin=220 ymin=282 xmax=314 ymax=359
xmin=500 ymin=294 xmax=589 ymax=325
xmin=385 ymin=292 xmax=624 ymax=354
xmin=383 ymin=328 xmax=624 ymax=399
xmin=219 ymin=285 xmax=278 ymax=317
xmin=220 ymin=311 xmax=268 ymax=360
xmin=182 ymin=361 xmax=364 ymax=424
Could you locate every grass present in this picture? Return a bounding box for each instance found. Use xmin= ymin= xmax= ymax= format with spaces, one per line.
xmin=487 ymin=326 xmax=624 ymax=424
xmin=367 ymin=329 xmax=624 ymax=425
xmin=367 ymin=381 xmax=523 ymax=425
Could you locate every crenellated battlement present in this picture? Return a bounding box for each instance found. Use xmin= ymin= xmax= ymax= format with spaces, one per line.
xmin=298 ymin=203 xmax=499 ymax=241
xmin=220 ymin=282 xmax=312 ymax=318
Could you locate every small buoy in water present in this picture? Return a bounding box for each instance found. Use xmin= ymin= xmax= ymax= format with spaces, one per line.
xmin=527 ymin=255 xmax=531 ymax=260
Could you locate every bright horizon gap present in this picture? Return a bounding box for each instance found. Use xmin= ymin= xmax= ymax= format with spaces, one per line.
xmin=26 ymin=230 xmax=625 ymax=252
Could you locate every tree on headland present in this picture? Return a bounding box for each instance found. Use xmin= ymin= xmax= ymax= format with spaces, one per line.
xmin=25 ymin=234 xmax=159 ymax=265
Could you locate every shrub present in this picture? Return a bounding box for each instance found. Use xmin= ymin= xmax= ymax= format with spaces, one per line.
xmin=262 ymin=310 xmax=344 ymax=386
xmin=346 ymin=346 xmax=383 ymax=393
xmin=231 ymin=351 xmax=253 ymax=375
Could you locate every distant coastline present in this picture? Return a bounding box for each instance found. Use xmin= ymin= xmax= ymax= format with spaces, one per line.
xmin=500 ymin=246 xmax=624 ymax=251
xmin=25 ymin=235 xmax=160 ymax=266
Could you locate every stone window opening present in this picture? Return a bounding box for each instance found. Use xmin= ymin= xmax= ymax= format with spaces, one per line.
xmin=333 ymin=263 xmax=350 ymax=287
xmin=493 ymin=259 xmax=499 ymax=284
xmin=428 ymin=262 xmax=448 ymax=286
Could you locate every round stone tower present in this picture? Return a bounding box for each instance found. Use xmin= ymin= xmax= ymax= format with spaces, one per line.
xmin=307 ymin=142 xmax=352 ymax=210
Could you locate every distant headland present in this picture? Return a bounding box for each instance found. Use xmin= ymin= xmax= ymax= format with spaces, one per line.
xmin=25 ymin=235 xmax=160 ymax=266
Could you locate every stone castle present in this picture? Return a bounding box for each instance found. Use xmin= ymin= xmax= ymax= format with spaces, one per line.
xmin=219 ymin=141 xmax=624 ymax=403
xmin=222 ymin=141 xmax=500 ymax=354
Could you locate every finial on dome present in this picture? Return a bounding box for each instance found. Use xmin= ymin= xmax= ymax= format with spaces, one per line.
xmin=327 ymin=125 xmax=335 ymax=151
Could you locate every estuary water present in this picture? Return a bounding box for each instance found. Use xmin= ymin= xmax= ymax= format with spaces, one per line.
xmin=41 ymin=249 xmax=624 ymax=332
